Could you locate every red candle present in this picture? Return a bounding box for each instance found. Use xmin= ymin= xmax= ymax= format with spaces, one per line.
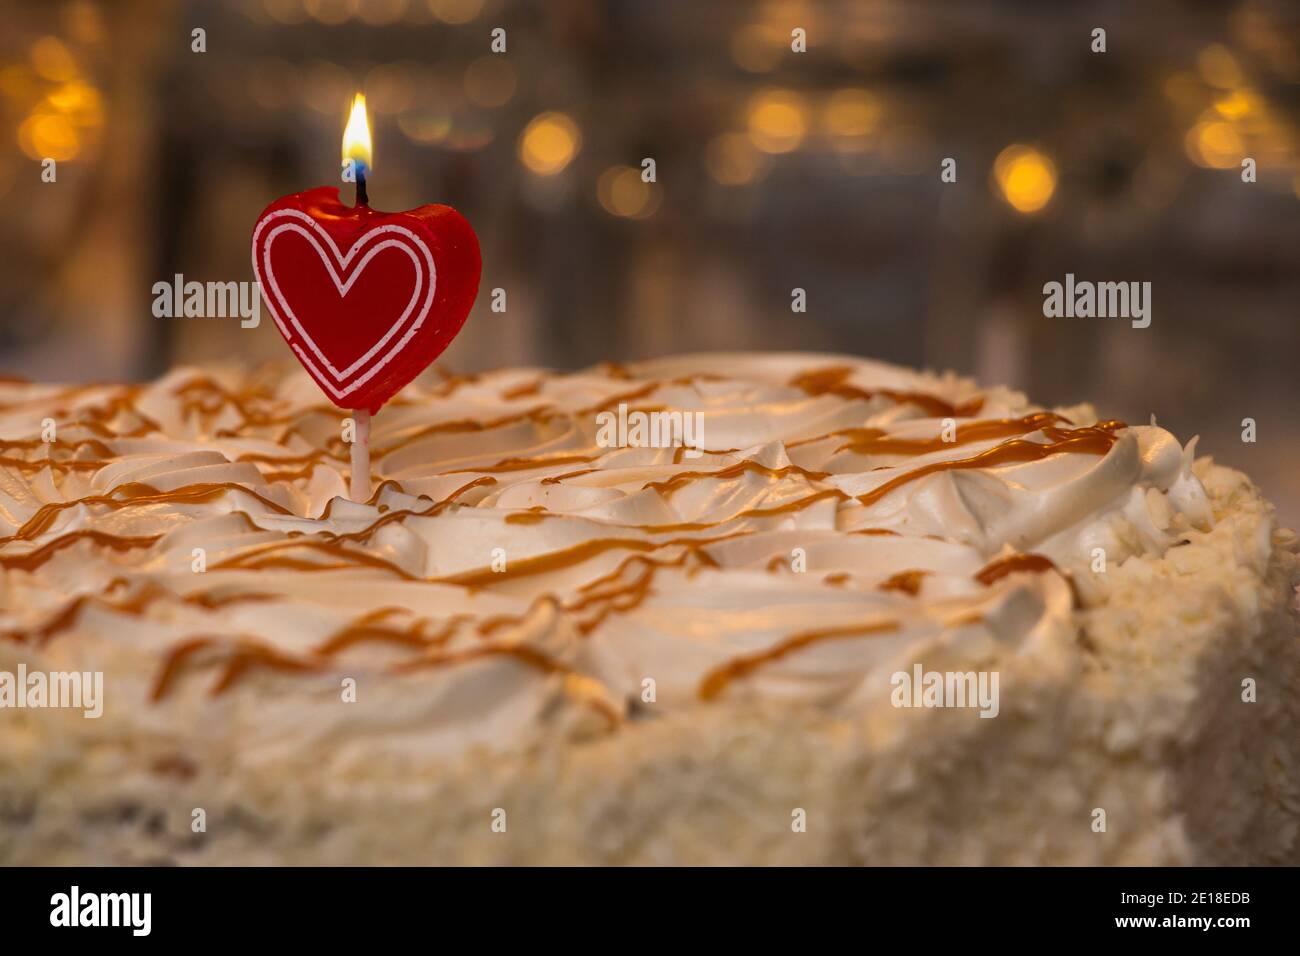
xmin=252 ymin=94 xmax=481 ymax=501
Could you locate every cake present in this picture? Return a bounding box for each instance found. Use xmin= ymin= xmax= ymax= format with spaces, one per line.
xmin=1 ymin=352 xmax=1297 ymax=865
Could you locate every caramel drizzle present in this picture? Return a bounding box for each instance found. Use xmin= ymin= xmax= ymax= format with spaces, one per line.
xmin=151 ymin=609 xmax=463 ymax=703
xmin=182 ymin=368 xmax=417 ymax=433
xmin=0 ymin=435 xmax=115 ymax=454
xmin=0 ymin=481 xmax=294 ymax=545
xmin=392 ymin=643 xmax=564 ymax=678
xmin=642 ymin=459 xmax=830 ymax=498
xmin=394 ymin=645 xmax=622 ymax=726
xmin=2 ymin=365 xmax=1100 ymax=712
xmin=206 ymin=480 xmax=467 ymax=566
xmin=48 ymin=404 xmax=151 ymax=445
xmin=174 ymin=378 xmax=284 ymax=427
xmin=39 ymin=549 xmax=1071 ymax=703
xmin=43 ymin=385 xmax=165 ymax=438
xmin=856 ymin=420 xmax=1126 ymax=507
xmin=430 ymin=490 xmax=844 ymax=588
xmin=204 ymin=476 xmax=497 ymax=574
xmin=696 ymin=553 xmax=1068 ymax=699
xmin=566 ymin=548 xmax=717 ymax=634
xmin=541 ymin=468 xmax=598 ymax=485
xmin=790 ymin=367 xmax=984 ymax=418
xmin=149 ymin=636 xmax=321 ymax=701
xmin=636 ymin=487 xmax=848 ymax=533
xmin=812 ymin=411 xmax=1073 ymax=456
xmin=257 ymin=463 xmax=335 ymax=483
xmin=1 ymin=481 xmax=833 ymax=589
xmin=0 ymin=473 xmax=492 ymax=587
xmin=0 ymin=455 xmax=104 ymax=474
xmin=597 ymin=362 xmax=633 ymax=380
xmin=427 ymin=368 xmax=481 ymax=395
xmin=435 ymin=530 xmax=746 ymax=588
xmin=314 ymin=615 xmax=466 ymax=656
xmin=973 ymin=552 xmax=1060 ymax=586
xmin=169 ymin=374 xmax=377 ymax=434
xmin=500 ymin=379 xmax=544 ymax=400
xmin=144 ymin=605 xmax=464 ymax=701
xmin=1 ymin=577 xmax=278 ymax=646
xmin=0 ymin=382 xmax=132 ymax=415
xmin=237 ymin=448 xmax=349 ymax=471
xmin=0 ymin=530 xmax=162 ymax=571
xmin=369 ymin=383 xmax=658 ymax=459
xmin=211 ymin=542 xmax=417 ymax=579
xmin=465 ymin=546 xmax=719 ymax=639
xmin=317 ymin=476 xmax=496 ymax=540
xmin=878 ymin=569 xmax=928 ymax=595
xmin=505 ymin=508 xmax=550 ymax=525
xmin=0 ymin=434 xmax=117 ymax=463
xmin=2 ymin=588 xmax=151 ymax=645
xmin=698 ymin=621 xmax=900 ymax=701
xmin=444 ymin=453 xmax=598 ymax=475
xmin=371 ymin=406 xmax=553 ymax=457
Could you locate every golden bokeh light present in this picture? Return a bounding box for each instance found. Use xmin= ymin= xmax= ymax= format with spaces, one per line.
xmin=1214 ymin=88 xmax=1261 ymax=120
xmin=364 ymin=62 xmax=414 ymax=114
xmin=64 ymin=1 xmax=106 ymax=44
xmin=342 ymin=92 xmax=373 ymax=169
xmin=355 ymin=0 xmax=409 ymax=26
xmin=705 ymin=132 xmax=768 ymax=186
xmin=10 ymin=33 xmax=103 ymax=165
xmin=1251 ymin=117 xmax=1293 ymax=161
xmin=46 ymin=80 xmax=102 ymax=127
xmin=1185 ymin=120 xmax=1244 ymax=169
xmin=446 ymin=116 xmax=494 ymax=151
xmin=1196 ymin=44 xmax=1243 ymax=89
xmin=304 ymin=0 xmax=351 ymax=26
xmin=747 ymin=89 xmax=806 ymax=154
xmin=1161 ymin=71 xmax=1202 ymax=110
xmin=264 ymin=0 xmax=309 ymax=25
xmin=398 ymin=109 xmax=452 ymax=145
xmin=519 ymin=111 xmax=581 ymax=175
xmin=19 ymin=112 xmax=79 ymax=162
xmin=31 ymin=37 xmax=78 ymax=83
xmin=731 ymin=24 xmax=784 ymax=73
xmin=597 ymin=165 xmax=659 ymax=219
xmin=823 ymin=89 xmax=881 ymax=150
xmin=304 ymin=60 xmax=353 ymax=114
xmin=428 ymin=0 xmax=484 ymax=24
xmin=993 ymin=145 xmax=1057 ymax=214
xmin=464 ymin=56 xmax=516 ymax=108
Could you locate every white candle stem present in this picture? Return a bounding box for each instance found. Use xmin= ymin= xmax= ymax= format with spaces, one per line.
xmin=350 ymin=408 xmax=371 ymax=503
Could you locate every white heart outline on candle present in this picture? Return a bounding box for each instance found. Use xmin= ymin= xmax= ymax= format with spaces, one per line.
xmin=252 ymin=208 xmax=437 ymax=401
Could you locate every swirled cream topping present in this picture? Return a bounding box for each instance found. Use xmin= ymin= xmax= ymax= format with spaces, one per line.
xmin=0 ymin=353 xmax=1214 ymax=761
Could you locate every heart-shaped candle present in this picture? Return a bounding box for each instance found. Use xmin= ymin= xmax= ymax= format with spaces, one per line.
xmin=252 ymin=187 xmax=480 ymax=414
xmin=251 ymin=94 xmax=480 ymax=501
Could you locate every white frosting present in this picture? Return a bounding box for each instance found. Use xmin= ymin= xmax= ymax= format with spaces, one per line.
xmin=0 ymin=353 xmax=1214 ymax=759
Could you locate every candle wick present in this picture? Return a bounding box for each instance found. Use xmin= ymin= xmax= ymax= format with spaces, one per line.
xmin=355 ymin=167 xmax=368 ymax=207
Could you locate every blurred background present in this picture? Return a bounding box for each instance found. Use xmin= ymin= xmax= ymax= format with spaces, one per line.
xmin=0 ymin=0 xmax=1297 ymax=522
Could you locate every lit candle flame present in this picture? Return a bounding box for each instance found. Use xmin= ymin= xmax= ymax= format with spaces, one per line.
xmin=342 ymin=93 xmax=372 ymax=173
